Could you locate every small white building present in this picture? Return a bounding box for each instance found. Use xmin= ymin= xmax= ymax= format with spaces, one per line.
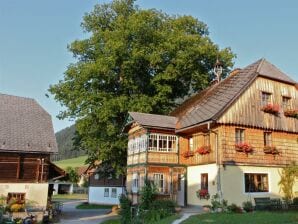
xmin=87 ymin=168 xmax=125 ymax=205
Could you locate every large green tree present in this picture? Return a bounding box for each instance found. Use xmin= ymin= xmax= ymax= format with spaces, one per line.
xmin=49 ymin=0 xmax=235 ymax=175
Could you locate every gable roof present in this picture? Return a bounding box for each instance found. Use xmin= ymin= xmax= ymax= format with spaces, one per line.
xmin=0 ymin=94 xmax=58 ymax=153
xmin=173 ymin=58 xmax=297 ymax=131
xmin=127 ymin=112 xmax=177 ymax=130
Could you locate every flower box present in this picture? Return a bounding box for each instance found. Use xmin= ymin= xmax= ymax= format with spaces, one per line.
xmin=261 ymin=104 xmax=280 ymax=115
xmin=235 ymin=142 xmax=253 ymax=153
xmin=183 ymin=151 xmax=194 ymax=158
xmin=196 ymin=146 xmax=211 ymax=155
xmin=284 ymin=109 xmax=298 ymax=119
xmin=263 ymin=146 xmax=279 ymax=155
xmin=196 ymin=189 xmax=210 ymax=200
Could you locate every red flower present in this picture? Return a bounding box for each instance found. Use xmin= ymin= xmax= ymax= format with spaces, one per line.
xmin=195 ymin=146 xmax=211 ymax=155
xmin=261 ymin=103 xmax=280 ymax=114
xmin=284 ymin=109 xmax=298 ymax=118
xmin=235 ymin=142 xmax=253 ymax=153
xmin=183 ymin=151 xmax=194 ymax=158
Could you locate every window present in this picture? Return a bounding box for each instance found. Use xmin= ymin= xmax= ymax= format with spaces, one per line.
xmin=189 ymin=137 xmax=193 ymax=151
xmin=104 ymin=188 xmax=109 ymax=197
xmin=244 ymin=173 xmax=269 ymax=193
xmin=203 ymin=134 xmax=210 ymax=146
xmin=201 ymin=173 xmax=208 ymax=190
xmin=261 ymin=92 xmax=272 ymax=107
xmin=264 ymin=132 xmax=272 ymax=146
xmin=132 ymin=173 xmax=139 ymax=192
xmin=148 ymin=134 xmax=177 ymax=152
xmin=158 ymin=135 xmax=168 ymax=151
xmin=128 ymin=135 xmax=148 ymax=154
xmin=235 ymin=128 xmax=245 ymax=144
xmin=282 ymin=96 xmax=291 ymax=110
xmin=111 ymin=188 xmax=117 ymax=198
xmin=153 ymin=173 xmax=164 ymax=193
xmin=177 ymin=174 xmax=182 ymax=191
xmin=149 ymin=134 xmax=158 ymax=150
xmin=94 ymin=174 xmax=99 ymax=180
xmin=7 ymin=193 xmax=25 ymax=204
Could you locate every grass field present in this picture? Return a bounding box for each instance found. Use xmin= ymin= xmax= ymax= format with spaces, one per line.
xmin=54 ymin=155 xmax=88 ymax=169
xmin=182 ymin=211 xmax=298 ymax=224
xmin=100 ymin=214 xmax=181 ymax=224
xmin=52 ymin=194 xmax=88 ymax=200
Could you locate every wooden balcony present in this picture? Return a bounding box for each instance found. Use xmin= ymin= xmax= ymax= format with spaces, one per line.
xmin=148 ymin=152 xmax=178 ymax=164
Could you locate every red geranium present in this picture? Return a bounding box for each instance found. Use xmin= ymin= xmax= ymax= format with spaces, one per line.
xmin=235 ymin=142 xmax=253 ymax=153
xmin=261 ymin=103 xmax=280 ymax=115
xmin=196 ymin=146 xmax=211 ymax=155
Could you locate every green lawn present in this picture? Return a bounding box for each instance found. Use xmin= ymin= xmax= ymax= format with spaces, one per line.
xmin=76 ymin=202 xmax=113 ymax=209
xmin=52 ymin=193 xmax=88 ymax=200
xmin=54 ymin=155 xmax=88 ymax=169
xmin=100 ymin=214 xmax=181 ymax=224
xmin=182 ymin=211 xmax=298 ymax=224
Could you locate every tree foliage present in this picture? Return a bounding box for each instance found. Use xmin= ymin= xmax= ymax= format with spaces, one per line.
xmin=278 ymin=162 xmax=298 ymax=201
xmin=49 ymin=0 xmax=235 ymax=174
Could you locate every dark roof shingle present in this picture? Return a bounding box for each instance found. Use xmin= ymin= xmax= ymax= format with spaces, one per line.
xmin=128 ymin=112 xmax=176 ymax=130
xmin=0 ymin=94 xmax=58 ymax=153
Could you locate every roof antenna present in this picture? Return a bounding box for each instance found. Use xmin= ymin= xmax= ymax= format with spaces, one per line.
xmin=213 ymin=58 xmax=223 ymax=83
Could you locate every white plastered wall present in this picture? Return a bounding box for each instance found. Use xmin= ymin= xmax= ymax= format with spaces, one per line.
xmin=221 ymin=165 xmax=293 ymax=206
xmin=88 ymin=186 xmax=124 ymax=205
xmin=0 ymin=183 xmax=48 ymax=208
xmin=187 ymin=164 xmax=218 ymax=206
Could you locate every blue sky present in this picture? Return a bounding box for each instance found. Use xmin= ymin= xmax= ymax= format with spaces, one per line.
xmin=0 ymin=0 xmax=298 ymax=132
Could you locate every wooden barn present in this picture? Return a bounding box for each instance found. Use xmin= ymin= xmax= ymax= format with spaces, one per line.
xmin=124 ymin=59 xmax=298 ymax=206
xmin=0 ymin=94 xmax=64 ymax=209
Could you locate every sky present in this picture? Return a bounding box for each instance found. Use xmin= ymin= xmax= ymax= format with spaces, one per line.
xmin=0 ymin=0 xmax=298 ymax=132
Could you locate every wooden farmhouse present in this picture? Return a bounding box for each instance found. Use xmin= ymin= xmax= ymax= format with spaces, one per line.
xmin=124 ymin=59 xmax=298 ymax=206
xmin=0 ymin=94 xmax=64 ymax=209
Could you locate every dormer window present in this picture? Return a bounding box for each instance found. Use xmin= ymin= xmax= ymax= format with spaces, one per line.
xmin=282 ymin=96 xmax=291 ymax=110
xmin=261 ymin=92 xmax=272 ymax=107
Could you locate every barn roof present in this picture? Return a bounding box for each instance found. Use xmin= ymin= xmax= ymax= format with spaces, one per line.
xmin=0 ymin=93 xmax=58 ymax=153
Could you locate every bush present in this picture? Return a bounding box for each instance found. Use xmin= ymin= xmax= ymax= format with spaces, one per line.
xmin=242 ymin=201 xmax=253 ymax=212
xmin=293 ymin=197 xmax=298 ymax=205
xmin=151 ymin=199 xmax=176 ymax=214
xmin=119 ymin=194 xmax=132 ymax=224
xmin=228 ymin=203 xmax=242 ymax=213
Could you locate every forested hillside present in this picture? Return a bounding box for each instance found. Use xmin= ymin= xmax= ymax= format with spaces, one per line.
xmin=51 ymin=125 xmax=86 ymax=161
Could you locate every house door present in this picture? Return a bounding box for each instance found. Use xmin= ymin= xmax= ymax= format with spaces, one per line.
xmin=177 ymin=174 xmax=185 ymax=206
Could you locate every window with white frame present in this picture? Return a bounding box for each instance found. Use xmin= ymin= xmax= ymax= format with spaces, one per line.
xmin=235 ymin=128 xmax=245 ymax=144
xmin=148 ymin=134 xmax=177 ymax=152
xmin=128 ymin=135 xmax=148 ymax=155
xmin=132 ymin=173 xmax=139 ymax=192
xmin=282 ymin=96 xmax=291 ymax=110
xmin=153 ymin=173 xmax=164 ymax=193
xmin=104 ymin=188 xmax=109 ymax=197
xmin=111 ymin=188 xmax=117 ymax=198
xmin=244 ymin=173 xmax=269 ymax=193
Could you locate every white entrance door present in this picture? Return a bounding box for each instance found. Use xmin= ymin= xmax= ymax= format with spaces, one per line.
xmin=177 ymin=174 xmax=185 ymax=206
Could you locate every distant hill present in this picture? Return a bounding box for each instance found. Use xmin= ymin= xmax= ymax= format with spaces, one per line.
xmin=51 ymin=124 xmax=86 ymax=161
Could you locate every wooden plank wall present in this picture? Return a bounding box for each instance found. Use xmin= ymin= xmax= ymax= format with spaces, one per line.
xmin=0 ymin=152 xmax=50 ymax=183
xmin=220 ymin=125 xmax=298 ymax=166
xmin=219 ymin=77 xmax=298 ymax=132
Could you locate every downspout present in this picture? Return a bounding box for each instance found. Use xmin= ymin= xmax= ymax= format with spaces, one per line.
xmin=208 ymin=122 xmax=222 ymax=200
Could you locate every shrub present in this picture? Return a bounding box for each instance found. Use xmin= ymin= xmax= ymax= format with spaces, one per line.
xmin=119 ymin=194 xmax=132 ymax=224
xmin=151 ymin=199 xmax=176 ymax=214
xmin=242 ymin=201 xmax=253 ymax=212
xmin=228 ymin=203 xmax=242 ymax=213
xmin=293 ymin=197 xmax=298 ymax=205
xmin=139 ymin=180 xmax=157 ymax=210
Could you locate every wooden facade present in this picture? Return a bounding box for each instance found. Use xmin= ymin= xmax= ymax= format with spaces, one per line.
xmin=0 ymin=152 xmax=51 ymax=183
